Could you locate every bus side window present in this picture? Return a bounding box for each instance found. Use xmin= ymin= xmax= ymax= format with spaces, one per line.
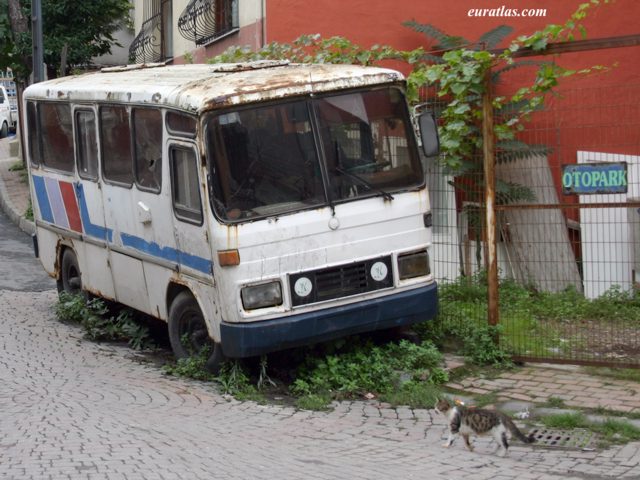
xmin=40 ymin=102 xmax=74 ymax=173
xmin=75 ymin=110 xmax=98 ymax=180
xmin=166 ymin=111 xmax=196 ymax=138
xmin=133 ymin=108 xmax=162 ymax=192
xmin=170 ymin=146 xmax=203 ymax=225
xmin=100 ymin=105 xmax=133 ymax=187
xmin=26 ymin=101 xmax=41 ymax=166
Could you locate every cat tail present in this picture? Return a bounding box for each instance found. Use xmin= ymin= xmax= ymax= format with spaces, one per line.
xmin=504 ymin=417 xmax=536 ymax=444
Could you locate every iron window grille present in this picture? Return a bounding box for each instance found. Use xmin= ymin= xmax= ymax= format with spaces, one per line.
xmin=130 ymin=0 xmax=173 ymax=63
xmin=178 ymin=0 xmax=239 ymax=46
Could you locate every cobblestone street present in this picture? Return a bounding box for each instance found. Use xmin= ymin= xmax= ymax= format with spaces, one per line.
xmin=1 ymin=289 xmax=639 ymax=480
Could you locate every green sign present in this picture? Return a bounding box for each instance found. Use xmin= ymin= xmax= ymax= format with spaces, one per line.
xmin=562 ymin=162 xmax=628 ymax=195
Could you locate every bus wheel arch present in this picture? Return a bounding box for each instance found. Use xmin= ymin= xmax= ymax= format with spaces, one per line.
xmin=167 ymin=287 xmax=224 ymax=374
xmin=57 ymin=245 xmax=83 ymax=295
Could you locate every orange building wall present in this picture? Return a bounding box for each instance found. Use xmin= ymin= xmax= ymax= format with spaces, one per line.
xmin=266 ymin=0 xmax=638 ymax=84
xmin=267 ymin=0 xmax=640 ymax=209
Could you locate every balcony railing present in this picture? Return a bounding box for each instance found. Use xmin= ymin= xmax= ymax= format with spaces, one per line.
xmin=129 ymin=0 xmax=171 ymax=64
xmin=178 ymin=0 xmax=238 ymax=46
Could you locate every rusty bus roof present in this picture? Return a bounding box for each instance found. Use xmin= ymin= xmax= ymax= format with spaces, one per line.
xmin=23 ymin=61 xmax=405 ymax=114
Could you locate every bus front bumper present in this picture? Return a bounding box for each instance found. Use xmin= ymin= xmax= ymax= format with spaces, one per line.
xmin=220 ymin=282 xmax=438 ymax=358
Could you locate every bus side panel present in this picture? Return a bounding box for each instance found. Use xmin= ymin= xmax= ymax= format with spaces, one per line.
xmin=109 ymin=253 xmax=151 ymax=314
xmin=142 ymin=262 xmax=173 ymax=320
xmin=35 ymin=227 xmax=59 ymax=279
xmin=82 ymin=243 xmax=116 ymax=300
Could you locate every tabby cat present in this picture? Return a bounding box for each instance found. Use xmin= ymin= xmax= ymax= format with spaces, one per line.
xmin=434 ymin=398 xmax=535 ymax=456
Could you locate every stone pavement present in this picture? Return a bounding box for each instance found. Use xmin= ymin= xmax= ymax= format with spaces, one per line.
xmin=1 ymin=136 xmax=640 ymax=479
xmin=2 ymin=289 xmax=640 ymax=480
xmin=447 ymin=364 xmax=640 ymax=415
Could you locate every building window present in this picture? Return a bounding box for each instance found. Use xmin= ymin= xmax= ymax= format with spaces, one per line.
xmin=178 ymin=0 xmax=238 ymax=46
xmin=130 ymin=0 xmax=173 ymax=63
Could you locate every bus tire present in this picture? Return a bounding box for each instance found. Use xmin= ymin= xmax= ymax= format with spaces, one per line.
xmin=168 ymin=291 xmax=224 ymax=374
xmin=0 ymin=121 xmax=7 ymax=138
xmin=58 ymin=248 xmax=82 ymax=295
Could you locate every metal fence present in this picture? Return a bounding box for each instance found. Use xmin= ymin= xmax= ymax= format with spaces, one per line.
xmin=425 ymin=43 xmax=640 ymax=368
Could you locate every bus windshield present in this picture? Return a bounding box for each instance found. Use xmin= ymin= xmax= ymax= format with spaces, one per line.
xmin=206 ymin=87 xmax=423 ymax=222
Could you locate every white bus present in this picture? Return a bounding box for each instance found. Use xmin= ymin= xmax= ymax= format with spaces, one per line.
xmin=24 ymin=61 xmax=439 ymax=371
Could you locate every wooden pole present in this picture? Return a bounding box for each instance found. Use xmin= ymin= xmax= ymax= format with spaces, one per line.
xmin=482 ymin=67 xmax=499 ymax=327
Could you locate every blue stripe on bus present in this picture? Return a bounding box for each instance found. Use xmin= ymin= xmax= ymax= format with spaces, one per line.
xmin=32 ymin=175 xmax=54 ymax=223
xmin=120 ymin=233 xmax=213 ymax=275
xmin=73 ymin=183 xmax=113 ymax=242
xmin=34 ymin=176 xmax=212 ymax=276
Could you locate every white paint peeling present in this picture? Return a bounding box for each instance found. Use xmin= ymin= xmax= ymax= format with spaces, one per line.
xmin=24 ymin=63 xmax=404 ymax=114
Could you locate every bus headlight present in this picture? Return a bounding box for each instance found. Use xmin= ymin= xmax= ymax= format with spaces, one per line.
xmin=398 ymin=250 xmax=430 ymax=280
xmin=241 ymin=281 xmax=283 ymax=310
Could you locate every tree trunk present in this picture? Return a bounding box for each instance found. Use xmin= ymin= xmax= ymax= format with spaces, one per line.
xmin=7 ymin=0 xmax=32 ymax=84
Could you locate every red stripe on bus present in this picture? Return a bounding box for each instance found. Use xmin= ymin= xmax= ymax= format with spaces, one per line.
xmin=59 ymin=181 xmax=83 ymax=233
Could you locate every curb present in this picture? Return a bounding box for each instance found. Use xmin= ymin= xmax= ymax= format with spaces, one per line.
xmin=0 ymin=155 xmax=35 ymax=236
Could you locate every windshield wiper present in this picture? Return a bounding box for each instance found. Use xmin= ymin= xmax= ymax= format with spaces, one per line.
xmin=335 ymin=165 xmax=394 ymax=201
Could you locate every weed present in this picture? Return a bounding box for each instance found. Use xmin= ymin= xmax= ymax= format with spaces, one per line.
xmin=544 ymin=396 xmax=567 ymax=408
xmin=163 ymin=348 xmax=217 ymax=382
xmin=540 ymin=411 xmax=640 ymax=447
xmin=295 ymin=393 xmax=333 ymax=411
xmin=429 ymin=273 xmax=640 ymax=363
xmin=24 ymin=199 xmax=33 ymax=221
xmin=583 ymin=367 xmax=640 ymax=383
xmin=55 ymin=291 xmax=87 ymax=323
xmin=541 ymin=412 xmax=588 ymax=429
xmin=291 ymin=339 xmax=447 ymax=408
xmin=597 ymin=418 xmax=640 ymax=445
xmin=380 ymin=381 xmax=442 ymax=409
xmin=472 ymin=392 xmax=500 ymax=408
xmin=216 ymin=360 xmax=258 ymax=398
xmin=590 ymin=407 xmax=640 ymax=421
xmin=418 ymin=300 xmax=513 ymax=367
xmin=8 ymin=160 xmax=24 ymax=172
xmin=55 ymin=292 xmax=153 ymax=350
xmin=9 ymin=162 xmax=29 ymax=184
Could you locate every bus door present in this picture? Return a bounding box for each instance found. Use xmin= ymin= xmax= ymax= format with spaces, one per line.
xmin=98 ymin=105 xmax=150 ymax=311
xmin=168 ymin=141 xmax=213 ymax=283
xmin=72 ymin=105 xmax=116 ymax=299
xmin=166 ymin=139 xmax=214 ymax=282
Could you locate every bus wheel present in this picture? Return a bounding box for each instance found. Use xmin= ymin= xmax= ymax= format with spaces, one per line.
xmin=168 ymin=291 xmax=224 ymax=374
xmin=0 ymin=122 xmax=7 ymax=138
xmin=58 ymin=249 xmax=82 ymax=295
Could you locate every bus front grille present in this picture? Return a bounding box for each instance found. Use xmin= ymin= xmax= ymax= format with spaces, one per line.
xmin=289 ymin=256 xmax=393 ymax=307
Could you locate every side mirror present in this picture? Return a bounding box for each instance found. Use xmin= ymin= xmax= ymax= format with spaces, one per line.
xmin=418 ymin=112 xmax=440 ymax=157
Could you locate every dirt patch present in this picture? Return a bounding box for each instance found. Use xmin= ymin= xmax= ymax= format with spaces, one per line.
xmin=532 ymin=318 xmax=640 ymax=365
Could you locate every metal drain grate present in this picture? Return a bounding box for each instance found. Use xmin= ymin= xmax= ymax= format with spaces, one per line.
xmin=529 ymin=428 xmax=596 ymax=450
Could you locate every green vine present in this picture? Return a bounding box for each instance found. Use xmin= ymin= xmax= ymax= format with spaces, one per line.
xmin=421 ymin=0 xmax=611 ymax=172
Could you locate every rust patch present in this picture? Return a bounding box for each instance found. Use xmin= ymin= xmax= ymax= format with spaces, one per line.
xmin=84 ymin=287 xmax=116 ymax=302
